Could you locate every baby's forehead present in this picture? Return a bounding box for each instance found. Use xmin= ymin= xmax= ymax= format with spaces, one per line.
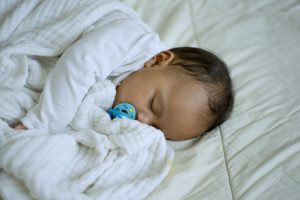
xmin=166 ymin=80 xmax=210 ymax=115
xmin=161 ymin=91 xmax=212 ymax=140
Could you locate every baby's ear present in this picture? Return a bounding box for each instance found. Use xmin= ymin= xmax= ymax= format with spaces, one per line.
xmin=144 ymin=51 xmax=175 ymax=68
xmin=144 ymin=56 xmax=156 ymax=67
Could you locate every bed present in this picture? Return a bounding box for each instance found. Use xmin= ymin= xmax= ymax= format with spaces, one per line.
xmin=1 ymin=0 xmax=300 ymax=199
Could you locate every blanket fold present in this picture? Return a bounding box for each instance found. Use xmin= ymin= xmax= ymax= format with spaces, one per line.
xmin=0 ymin=0 xmax=138 ymax=89
xmin=0 ymin=0 xmax=174 ymax=199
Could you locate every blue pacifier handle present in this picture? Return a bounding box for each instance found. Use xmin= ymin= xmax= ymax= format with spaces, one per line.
xmin=107 ymin=103 xmax=136 ymax=120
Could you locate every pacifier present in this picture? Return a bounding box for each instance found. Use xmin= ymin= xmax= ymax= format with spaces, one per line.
xmin=107 ymin=103 xmax=136 ymax=120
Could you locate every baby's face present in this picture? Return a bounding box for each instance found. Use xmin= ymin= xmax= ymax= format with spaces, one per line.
xmin=113 ymin=64 xmax=211 ymax=141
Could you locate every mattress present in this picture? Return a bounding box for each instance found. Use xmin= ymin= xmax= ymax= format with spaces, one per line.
xmin=120 ymin=0 xmax=300 ymax=199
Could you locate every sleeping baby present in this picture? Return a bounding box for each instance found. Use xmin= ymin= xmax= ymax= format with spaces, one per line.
xmin=11 ymin=9 xmax=234 ymax=141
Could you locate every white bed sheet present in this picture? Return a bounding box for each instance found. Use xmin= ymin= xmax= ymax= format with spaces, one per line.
xmin=121 ymin=0 xmax=300 ymax=199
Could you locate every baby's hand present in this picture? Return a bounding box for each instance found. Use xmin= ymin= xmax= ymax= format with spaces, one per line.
xmin=11 ymin=121 xmax=27 ymax=130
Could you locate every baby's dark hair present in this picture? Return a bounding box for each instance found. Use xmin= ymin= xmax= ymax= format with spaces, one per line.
xmin=169 ymin=47 xmax=234 ymax=134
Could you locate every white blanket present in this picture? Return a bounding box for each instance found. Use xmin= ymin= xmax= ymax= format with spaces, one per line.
xmin=0 ymin=0 xmax=173 ymax=199
xmin=0 ymin=81 xmax=173 ymax=200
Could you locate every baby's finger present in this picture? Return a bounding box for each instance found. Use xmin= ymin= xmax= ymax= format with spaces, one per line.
xmin=14 ymin=124 xmax=27 ymax=130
